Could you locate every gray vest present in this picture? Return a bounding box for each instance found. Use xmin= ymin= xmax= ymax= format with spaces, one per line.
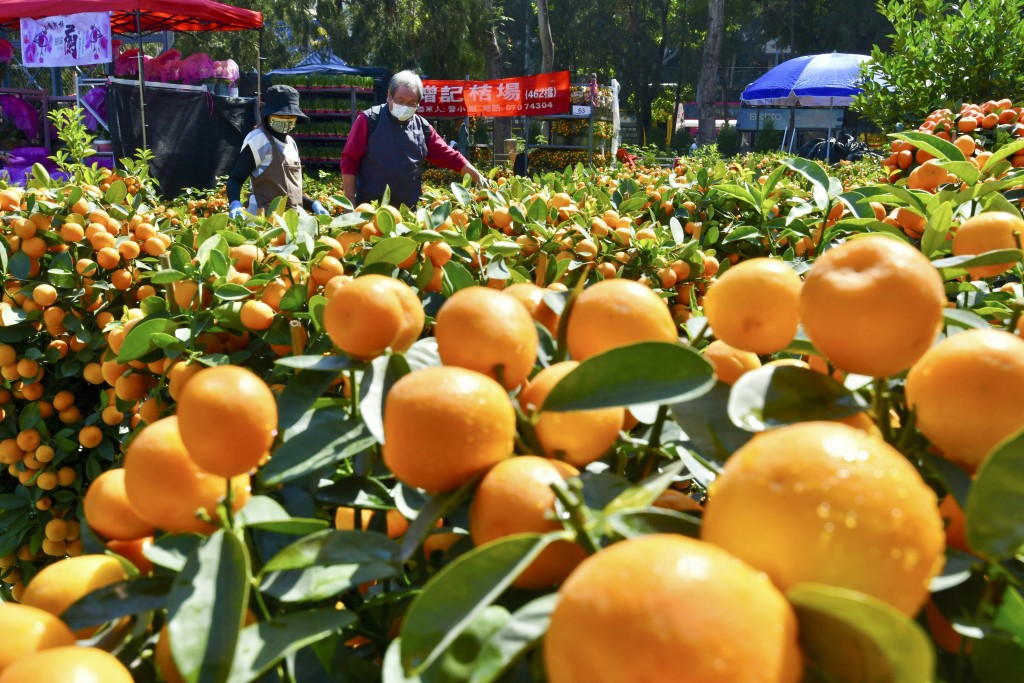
xmin=356 ymin=104 xmax=428 ymax=208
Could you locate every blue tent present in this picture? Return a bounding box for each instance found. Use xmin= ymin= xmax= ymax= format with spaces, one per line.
xmin=266 ymin=51 xmax=387 ymax=78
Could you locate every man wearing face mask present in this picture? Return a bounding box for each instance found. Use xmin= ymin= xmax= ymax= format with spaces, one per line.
xmin=227 ymin=84 xmax=329 ymax=219
xmin=341 ymin=70 xmax=486 ymax=208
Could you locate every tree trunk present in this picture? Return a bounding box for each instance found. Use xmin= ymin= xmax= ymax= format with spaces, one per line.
xmin=697 ymin=0 xmax=724 ymax=146
xmin=483 ymin=0 xmax=511 ymax=164
xmin=537 ymin=0 xmax=554 ymax=73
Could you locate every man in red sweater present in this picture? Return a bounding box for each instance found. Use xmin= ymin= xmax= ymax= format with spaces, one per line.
xmin=341 ymin=70 xmax=486 ymax=208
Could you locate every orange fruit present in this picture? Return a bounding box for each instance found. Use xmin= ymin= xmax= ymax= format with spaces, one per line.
xmin=322 ymin=274 xmax=424 ymax=360
xmin=106 ymin=537 xmax=155 ymax=576
xmin=0 ymin=646 xmax=132 ymax=683
xmin=334 ymin=507 xmax=409 ymax=538
xmin=435 ymin=286 xmax=538 ymax=389
xmin=20 ymin=555 xmax=128 ymax=637
xmin=951 ymin=211 xmax=1024 ymax=278
xmin=701 ymin=422 xmax=945 ymax=616
xmin=503 ymin=282 xmax=560 ymax=336
xmin=176 ymin=366 xmax=277 ymax=477
xmin=939 ymin=495 xmax=970 ymax=554
xmin=469 ymin=456 xmax=586 ymax=588
xmin=239 ymin=300 xmax=275 ymax=331
xmin=906 ymin=328 xmax=1024 ymax=471
xmin=83 ymin=469 xmax=155 ymax=541
xmin=0 ymin=604 xmax=76 ymax=673
xmin=383 ymin=366 xmax=514 ymax=492
xmin=566 ymin=279 xmax=676 ymax=359
xmin=703 ymin=257 xmax=802 ymax=354
xmin=544 ymin=535 xmax=802 ymax=683
xmin=123 ymin=416 xmax=250 ymax=534
xmin=799 ymin=235 xmax=945 ymax=377
xmin=702 ymin=339 xmax=761 ymax=385
xmin=519 ymin=362 xmax=623 ymax=467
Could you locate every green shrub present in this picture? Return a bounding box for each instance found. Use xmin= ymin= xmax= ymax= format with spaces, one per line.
xmin=716 ymin=122 xmax=740 ymax=157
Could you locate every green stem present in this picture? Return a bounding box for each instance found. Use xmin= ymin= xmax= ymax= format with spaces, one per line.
xmin=348 ymin=366 xmax=360 ymax=420
xmin=639 ymin=405 xmax=670 ymax=479
xmin=551 ymin=481 xmax=601 ymax=556
xmin=873 ymin=378 xmax=893 ymax=444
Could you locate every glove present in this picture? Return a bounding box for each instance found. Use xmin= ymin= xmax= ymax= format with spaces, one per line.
xmin=312 ymin=200 xmax=329 ymax=216
xmin=228 ymin=200 xmax=244 ymax=220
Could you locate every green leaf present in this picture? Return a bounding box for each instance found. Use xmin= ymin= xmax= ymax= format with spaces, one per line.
xmin=966 ymin=428 xmax=1024 ymax=558
xmin=713 ymin=183 xmax=757 ymax=207
xmin=727 ymin=366 xmax=870 ymax=432
xmin=788 ymin=583 xmax=935 ymax=683
xmin=212 ymin=283 xmax=252 ymax=301
xmin=226 ymin=608 xmax=357 ymax=683
xmin=400 ymin=533 xmax=557 ymax=675
xmin=469 ymin=594 xmax=558 ymax=683
xmin=782 ymin=157 xmax=833 ymax=207
xmin=259 ymin=531 xmax=402 ymax=603
xmin=277 ymin=369 xmax=340 ymax=434
xmin=669 ymin=382 xmax=751 ymax=461
xmin=722 ymin=225 xmax=761 ymax=244
xmin=938 ymin=161 xmax=980 ymax=185
xmin=398 ymin=480 xmax=476 ymax=562
xmin=919 ymin=202 xmax=953 ymax=258
xmin=116 ymin=317 xmax=178 ymax=362
xmin=261 ymin=529 xmax=400 ymax=573
xmin=365 ymin=236 xmax=417 ymax=266
xmin=942 ymin=308 xmax=992 ymax=330
xmin=933 ymin=248 xmax=1024 ymax=279
xmin=360 ymin=353 xmax=411 ymax=444
xmin=444 ymin=259 xmax=475 ymax=294
xmin=984 ymin=138 xmax=1024 ymax=172
xmin=451 ymin=183 xmax=474 ymax=207
xmin=541 ymin=342 xmax=714 ymax=412
xmin=167 ymin=530 xmax=250 ymax=683
xmin=258 ymin=411 xmax=375 ymax=487
xmin=603 ymin=460 xmax=686 ymax=513
xmin=197 ymin=214 xmax=230 ymax=250
xmin=146 ymin=535 xmax=202 ymax=573
xmin=617 ymin=194 xmax=648 ymax=213
xmin=103 ymin=179 xmax=128 ymax=205
xmin=235 ymin=496 xmax=328 ymax=535
xmin=890 ymin=131 xmax=966 ymax=163
xmin=405 ymin=337 xmax=441 ymax=372
xmin=279 ymin=284 xmax=307 ymax=312
xmin=605 ymin=508 xmax=702 ymax=539
xmin=274 ymin=355 xmax=350 ymax=372
xmin=150 ymin=269 xmax=188 ymax=285
xmin=61 ymin=576 xmax=172 ymax=632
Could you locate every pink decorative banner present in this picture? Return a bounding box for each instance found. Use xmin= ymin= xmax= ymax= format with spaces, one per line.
xmin=20 ymin=12 xmax=111 ymax=67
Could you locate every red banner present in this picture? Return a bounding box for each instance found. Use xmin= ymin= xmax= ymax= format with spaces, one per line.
xmin=419 ymin=71 xmax=570 ymax=118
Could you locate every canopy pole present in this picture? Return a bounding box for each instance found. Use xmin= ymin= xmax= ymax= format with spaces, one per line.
xmin=134 ymin=10 xmax=147 ymax=151
xmin=257 ymin=27 xmax=263 ymax=116
xmin=825 ymin=97 xmax=833 ymax=163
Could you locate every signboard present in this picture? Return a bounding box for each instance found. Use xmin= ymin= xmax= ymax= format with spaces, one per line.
xmin=735 ymin=106 xmax=845 ymax=132
xmin=571 ymin=105 xmax=592 ymax=117
xmin=420 ymin=71 xmax=571 ymax=118
xmin=20 ymin=12 xmax=112 ymax=67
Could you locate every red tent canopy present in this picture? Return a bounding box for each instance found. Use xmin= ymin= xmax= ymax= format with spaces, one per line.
xmin=0 ymin=0 xmax=262 ymax=33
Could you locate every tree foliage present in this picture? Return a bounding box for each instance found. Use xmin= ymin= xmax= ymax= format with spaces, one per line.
xmin=853 ymin=0 xmax=1024 ymax=131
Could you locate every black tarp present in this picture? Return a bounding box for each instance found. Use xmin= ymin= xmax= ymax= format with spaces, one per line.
xmin=107 ymin=80 xmax=258 ymax=197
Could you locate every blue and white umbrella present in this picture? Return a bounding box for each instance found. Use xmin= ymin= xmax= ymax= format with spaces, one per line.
xmin=741 ymin=52 xmax=870 ymax=108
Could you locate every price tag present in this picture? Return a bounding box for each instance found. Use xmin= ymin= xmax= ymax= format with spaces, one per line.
xmin=572 ymin=105 xmax=592 ymax=117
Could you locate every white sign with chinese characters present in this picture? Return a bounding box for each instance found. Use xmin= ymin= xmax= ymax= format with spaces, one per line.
xmin=20 ymin=12 xmax=112 ymax=68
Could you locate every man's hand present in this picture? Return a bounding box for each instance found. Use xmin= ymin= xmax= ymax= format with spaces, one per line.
xmin=228 ymin=200 xmax=244 ymax=220
xmin=312 ymin=200 xmax=329 ymax=215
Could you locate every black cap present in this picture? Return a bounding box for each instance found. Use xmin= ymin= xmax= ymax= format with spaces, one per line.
xmin=262 ymin=85 xmax=308 ymax=122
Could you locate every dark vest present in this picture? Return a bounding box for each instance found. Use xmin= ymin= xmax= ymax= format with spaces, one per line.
xmin=356 ymin=104 xmax=428 ymax=208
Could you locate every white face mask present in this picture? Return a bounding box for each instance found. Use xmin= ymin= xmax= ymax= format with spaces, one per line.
xmin=268 ymin=117 xmax=297 ymax=134
xmin=390 ymin=103 xmax=417 ymax=121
